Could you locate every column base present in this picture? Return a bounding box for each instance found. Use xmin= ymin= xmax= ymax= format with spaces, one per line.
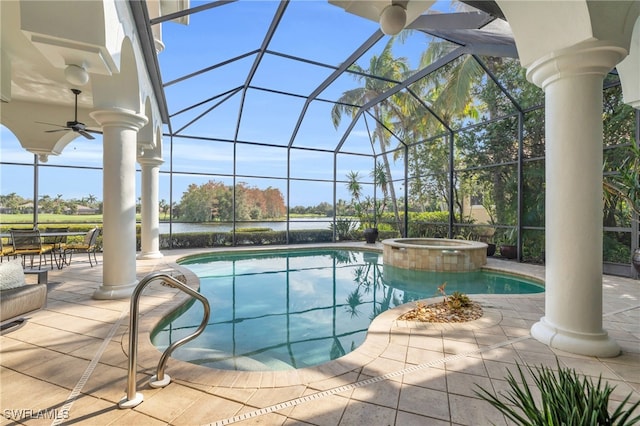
xmin=531 ymin=317 xmax=620 ymax=358
xmin=137 ymin=251 xmax=164 ymax=260
xmin=93 ymin=281 xmax=139 ymax=300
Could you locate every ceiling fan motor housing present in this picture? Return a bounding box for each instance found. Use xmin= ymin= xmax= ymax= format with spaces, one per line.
xmin=66 ymin=121 xmax=86 ymax=129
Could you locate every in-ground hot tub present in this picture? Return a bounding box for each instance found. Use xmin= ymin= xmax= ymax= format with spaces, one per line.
xmin=382 ymin=238 xmax=487 ymax=272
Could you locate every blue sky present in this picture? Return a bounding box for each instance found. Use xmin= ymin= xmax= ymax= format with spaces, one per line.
xmin=1 ymin=0 xmax=458 ymax=207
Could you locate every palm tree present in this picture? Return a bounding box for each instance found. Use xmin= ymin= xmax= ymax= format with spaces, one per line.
xmin=370 ymin=161 xmax=389 ymax=207
xmin=39 ymin=194 xmax=52 ymax=213
xmin=346 ymin=170 xmax=363 ymax=204
xmin=333 ymin=34 xmax=504 ymax=234
xmin=415 ymin=41 xmax=486 ymax=222
xmin=332 ymin=37 xmax=410 ymax=234
xmin=86 ymin=193 xmax=97 ymax=207
xmin=53 ymin=194 xmax=64 ymax=214
xmin=418 ymin=42 xmax=483 ymax=127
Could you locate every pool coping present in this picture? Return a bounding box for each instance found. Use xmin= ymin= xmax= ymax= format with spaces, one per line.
xmin=132 ymin=246 xmax=546 ymax=390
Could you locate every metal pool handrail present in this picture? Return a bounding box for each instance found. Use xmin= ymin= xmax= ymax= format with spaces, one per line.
xmin=118 ymin=271 xmax=210 ymax=409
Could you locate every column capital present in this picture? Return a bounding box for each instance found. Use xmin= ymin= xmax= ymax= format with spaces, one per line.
xmin=138 ymin=156 xmax=164 ymax=166
xmin=526 ymin=40 xmax=627 ymax=89
xmin=90 ymin=107 xmax=148 ymax=131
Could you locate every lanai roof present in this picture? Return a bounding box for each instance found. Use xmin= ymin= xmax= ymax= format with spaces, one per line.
xmin=156 ymin=0 xmax=518 ymax=157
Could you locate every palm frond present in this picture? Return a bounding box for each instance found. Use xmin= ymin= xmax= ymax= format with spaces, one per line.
xmin=432 ymin=55 xmax=484 ymax=120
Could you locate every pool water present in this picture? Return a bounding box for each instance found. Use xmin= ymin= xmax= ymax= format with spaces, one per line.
xmin=151 ymin=249 xmax=543 ymax=371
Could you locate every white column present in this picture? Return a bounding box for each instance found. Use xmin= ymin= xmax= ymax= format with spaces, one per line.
xmin=137 ymin=157 xmax=163 ymax=260
xmin=90 ymin=108 xmax=148 ymax=300
xmin=617 ymin=16 xmax=640 ymax=108
xmin=528 ymin=41 xmax=626 ymax=357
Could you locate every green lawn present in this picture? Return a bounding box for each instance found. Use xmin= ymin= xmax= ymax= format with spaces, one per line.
xmin=0 ymin=213 xmax=317 ymax=228
xmin=0 ymin=213 xmax=172 ymax=225
xmin=0 ymin=213 xmax=105 ymax=225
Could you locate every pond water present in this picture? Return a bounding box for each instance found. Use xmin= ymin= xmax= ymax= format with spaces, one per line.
xmin=159 ymin=218 xmax=335 ymax=234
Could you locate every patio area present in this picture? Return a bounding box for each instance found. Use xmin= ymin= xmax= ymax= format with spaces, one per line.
xmin=1 ymin=244 xmax=638 ymax=425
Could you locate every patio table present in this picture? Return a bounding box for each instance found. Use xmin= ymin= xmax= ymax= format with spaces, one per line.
xmin=1 ymin=231 xmax=87 ymax=269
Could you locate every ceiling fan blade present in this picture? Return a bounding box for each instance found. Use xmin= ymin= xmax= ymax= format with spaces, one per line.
xmin=79 ymin=130 xmax=95 ymax=140
xmin=407 ymin=11 xmax=493 ymax=31
xmin=37 ymin=90 xmax=98 ymax=139
xmin=36 ymin=121 xmax=66 ymax=129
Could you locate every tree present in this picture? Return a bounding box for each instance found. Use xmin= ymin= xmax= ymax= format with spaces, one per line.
xmin=86 ymin=193 xmax=97 ymax=207
xmin=406 ymin=48 xmax=545 ymax=228
xmin=39 ymin=195 xmax=53 ymax=213
xmin=602 ymin=86 xmax=638 ymax=228
xmin=159 ymin=199 xmax=169 ymax=219
xmin=0 ymin=193 xmax=24 ymax=213
xmin=331 ymin=37 xmax=409 ymax=234
xmin=263 ymin=187 xmax=286 ymax=218
xmin=177 ymin=180 xmax=286 ymax=222
xmin=179 ymin=181 xmax=220 ymax=222
xmin=419 ymin=42 xmax=484 ymax=126
xmin=346 ymin=166 xmax=388 ymax=230
xmin=53 ymin=194 xmax=64 ymax=214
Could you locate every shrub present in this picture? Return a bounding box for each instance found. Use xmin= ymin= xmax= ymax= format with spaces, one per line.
xmin=329 ymin=218 xmax=357 ymax=241
xmin=447 ymin=291 xmax=471 ymax=310
xmin=475 ymin=359 xmax=640 ymax=425
xmin=235 ymin=230 xmax=285 ymax=245
xmin=288 ymin=229 xmax=333 ymax=244
xmin=236 ymin=227 xmax=272 ymax=232
xmin=406 ymin=211 xmax=450 ymax=238
xmin=604 ymin=233 xmax=632 ymax=263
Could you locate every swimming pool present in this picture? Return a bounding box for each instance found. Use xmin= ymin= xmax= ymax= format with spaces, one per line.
xmin=151 ymin=249 xmax=543 ymax=371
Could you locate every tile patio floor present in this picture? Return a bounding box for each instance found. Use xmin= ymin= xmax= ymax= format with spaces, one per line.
xmin=1 ymin=244 xmax=638 ymax=425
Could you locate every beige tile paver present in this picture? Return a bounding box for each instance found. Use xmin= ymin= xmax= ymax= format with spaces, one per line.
xmin=397 ymin=383 xmax=450 ymax=420
xmin=339 ymin=399 xmax=397 ymax=425
xmin=0 ymin=246 xmax=637 ymax=426
xmin=288 ymin=393 xmax=349 ymax=426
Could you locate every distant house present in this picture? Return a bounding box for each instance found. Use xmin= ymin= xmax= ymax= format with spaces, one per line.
xmin=18 ymin=202 xmax=34 ymax=214
xmin=75 ymin=205 xmax=99 ymax=215
xmin=64 ymin=205 xmax=98 ymax=215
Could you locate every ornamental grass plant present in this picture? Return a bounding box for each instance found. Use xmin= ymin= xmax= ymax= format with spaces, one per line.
xmin=474 ymin=359 xmax=640 ymax=426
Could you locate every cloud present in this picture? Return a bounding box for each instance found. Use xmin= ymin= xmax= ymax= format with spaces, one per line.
xmin=351 ymin=130 xmax=371 ymax=138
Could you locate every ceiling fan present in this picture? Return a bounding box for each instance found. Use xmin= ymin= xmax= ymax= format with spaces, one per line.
xmin=37 ymin=88 xmax=97 ymax=140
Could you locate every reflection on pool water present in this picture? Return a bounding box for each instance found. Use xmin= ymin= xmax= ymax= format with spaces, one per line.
xmin=151 ymin=249 xmax=543 ymax=371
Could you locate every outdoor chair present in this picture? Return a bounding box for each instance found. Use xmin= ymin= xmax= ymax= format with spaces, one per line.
xmin=64 ymin=227 xmax=100 ymax=267
xmin=43 ymin=227 xmax=69 ymax=269
xmin=0 ymin=237 xmax=15 ymax=262
xmin=9 ymin=229 xmax=55 ymax=270
xmin=0 ymin=259 xmax=47 ymax=331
